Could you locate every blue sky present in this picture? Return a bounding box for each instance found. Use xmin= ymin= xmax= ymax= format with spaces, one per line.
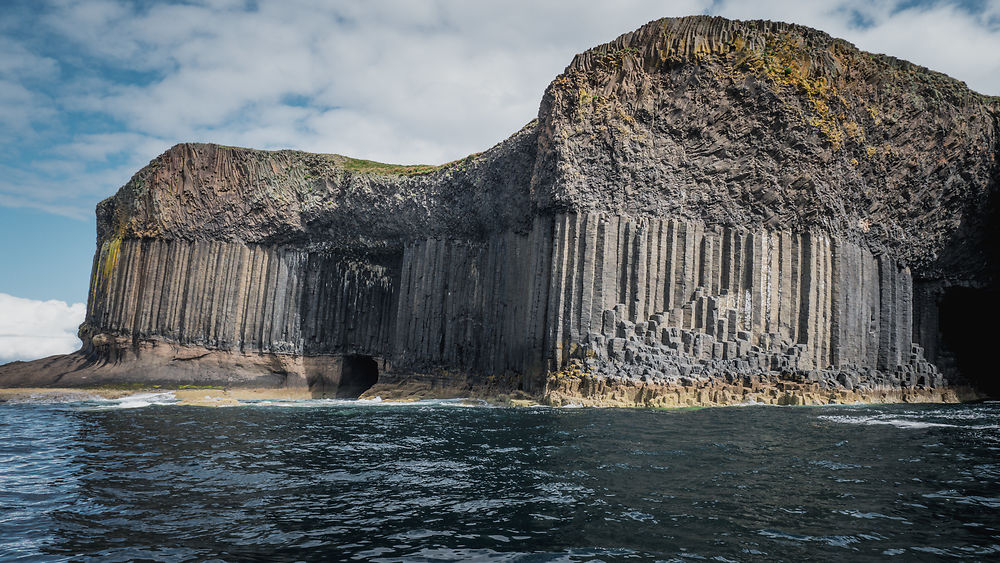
xmin=1 ymin=0 xmax=998 ymax=363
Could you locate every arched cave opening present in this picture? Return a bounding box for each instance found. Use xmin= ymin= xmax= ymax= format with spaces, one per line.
xmin=938 ymin=287 xmax=1000 ymax=397
xmin=336 ymin=354 xmax=379 ymax=398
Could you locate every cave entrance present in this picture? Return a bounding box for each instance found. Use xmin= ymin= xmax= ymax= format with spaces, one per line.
xmin=938 ymin=287 xmax=1000 ymax=397
xmin=336 ymin=354 xmax=379 ymax=398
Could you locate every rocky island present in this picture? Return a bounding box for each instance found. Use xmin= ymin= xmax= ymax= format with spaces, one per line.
xmin=2 ymin=16 xmax=998 ymax=407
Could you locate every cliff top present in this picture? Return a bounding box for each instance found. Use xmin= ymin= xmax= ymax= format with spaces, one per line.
xmin=97 ymin=15 xmax=999 ymax=281
xmin=532 ymin=15 xmax=998 ymax=279
xmin=563 ymin=16 xmax=994 ymax=97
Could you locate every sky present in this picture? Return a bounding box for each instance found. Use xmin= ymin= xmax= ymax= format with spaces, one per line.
xmin=1 ymin=0 xmax=998 ymax=363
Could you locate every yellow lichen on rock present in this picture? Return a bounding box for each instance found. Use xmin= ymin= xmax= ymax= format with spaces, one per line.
xmin=727 ymin=32 xmax=852 ymax=150
xmin=97 ymin=231 xmax=123 ymax=293
xmin=541 ymin=374 xmax=984 ymax=409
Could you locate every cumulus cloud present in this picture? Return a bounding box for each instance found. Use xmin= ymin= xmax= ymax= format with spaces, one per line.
xmin=0 ymin=293 xmax=85 ymax=364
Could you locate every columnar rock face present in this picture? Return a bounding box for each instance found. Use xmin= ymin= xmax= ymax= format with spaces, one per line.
xmin=87 ymin=240 xmax=397 ymax=357
xmin=3 ymin=16 xmax=998 ymax=401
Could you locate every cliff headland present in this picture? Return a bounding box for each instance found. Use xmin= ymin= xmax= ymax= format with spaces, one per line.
xmin=2 ymin=16 xmax=998 ymax=407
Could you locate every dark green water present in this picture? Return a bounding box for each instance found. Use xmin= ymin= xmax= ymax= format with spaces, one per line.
xmin=2 ymin=396 xmax=999 ymax=561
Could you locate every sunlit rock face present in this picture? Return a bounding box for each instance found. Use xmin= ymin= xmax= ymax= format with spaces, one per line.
xmin=4 ymin=16 xmax=998 ymax=402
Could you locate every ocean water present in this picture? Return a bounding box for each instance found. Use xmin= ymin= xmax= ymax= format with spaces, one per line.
xmin=1 ymin=396 xmax=999 ymax=562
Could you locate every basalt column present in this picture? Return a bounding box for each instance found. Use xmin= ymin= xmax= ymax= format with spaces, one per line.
xmin=85 ymin=238 xmax=399 ymax=361
xmin=546 ymin=213 xmax=934 ymax=381
xmin=391 ymin=216 xmax=554 ymax=389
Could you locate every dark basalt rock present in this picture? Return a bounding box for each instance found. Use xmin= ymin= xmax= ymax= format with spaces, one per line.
xmin=3 ymin=16 xmax=998 ymax=402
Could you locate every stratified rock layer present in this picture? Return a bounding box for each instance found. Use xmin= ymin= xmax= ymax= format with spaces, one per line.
xmin=3 ymin=16 xmax=998 ymax=403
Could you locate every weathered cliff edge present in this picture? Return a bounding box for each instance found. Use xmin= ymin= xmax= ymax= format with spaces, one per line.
xmin=2 ymin=16 xmax=998 ymax=406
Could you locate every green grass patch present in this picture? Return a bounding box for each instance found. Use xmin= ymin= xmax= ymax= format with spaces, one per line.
xmin=337 ymin=152 xmax=482 ymax=177
xmin=338 ymin=156 xmax=442 ymax=176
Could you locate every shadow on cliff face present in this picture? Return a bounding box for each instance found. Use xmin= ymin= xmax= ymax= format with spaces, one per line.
xmin=930 ymin=125 xmax=1000 ymax=398
xmin=939 ymin=287 xmax=1000 ymax=398
xmin=306 ymin=355 xmax=379 ymax=399
xmin=336 ymin=355 xmax=379 ymax=398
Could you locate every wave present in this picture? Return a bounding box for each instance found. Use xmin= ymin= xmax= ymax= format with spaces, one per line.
xmin=86 ymin=392 xmax=179 ymax=409
xmin=818 ymin=414 xmax=959 ymax=429
xmin=3 ymin=392 xmax=506 ymax=410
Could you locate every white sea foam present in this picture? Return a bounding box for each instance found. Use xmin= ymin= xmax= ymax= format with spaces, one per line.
xmin=88 ymin=392 xmax=179 ymax=410
xmin=915 ymin=408 xmax=996 ymax=422
xmin=818 ymin=414 xmax=958 ymax=429
xmin=41 ymin=393 xmax=510 ymax=410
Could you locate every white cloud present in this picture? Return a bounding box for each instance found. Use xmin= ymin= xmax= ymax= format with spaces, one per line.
xmin=0 ymin=293 xmax=85 ymax=364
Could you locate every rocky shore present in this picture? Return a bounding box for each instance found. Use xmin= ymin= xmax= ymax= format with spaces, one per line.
xmin=1 ymin=377 xmax=982 ymax=409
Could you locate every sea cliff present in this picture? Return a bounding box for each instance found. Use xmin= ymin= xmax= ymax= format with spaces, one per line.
xmin=2 ymin=16 xmax=998 ymax=406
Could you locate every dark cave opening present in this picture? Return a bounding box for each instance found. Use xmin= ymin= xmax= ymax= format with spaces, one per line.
xmin=939 ymin=287 xmax=1000 ymax=397
xmin=336 ymin=354 xmax=380 ymax=398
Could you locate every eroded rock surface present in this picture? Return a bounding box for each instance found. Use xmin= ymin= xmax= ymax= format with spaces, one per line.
xmin=3 ymin=16 xmax=998 ymax=404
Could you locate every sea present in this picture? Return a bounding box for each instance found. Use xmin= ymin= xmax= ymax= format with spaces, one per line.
xmin=1 ymin=395 xmax=999 ymax=562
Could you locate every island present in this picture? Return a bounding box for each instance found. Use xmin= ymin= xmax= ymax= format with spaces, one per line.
xmin=2 ymin=16 xmax=997 ymax=407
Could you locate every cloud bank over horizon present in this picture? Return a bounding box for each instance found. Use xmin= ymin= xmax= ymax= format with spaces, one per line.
xmin=0 ymin=293 xmax=85 ymax=364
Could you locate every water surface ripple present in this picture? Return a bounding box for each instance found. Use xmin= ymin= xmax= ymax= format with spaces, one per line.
xmin=1 ymin=399 xmax=999 ymax=561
